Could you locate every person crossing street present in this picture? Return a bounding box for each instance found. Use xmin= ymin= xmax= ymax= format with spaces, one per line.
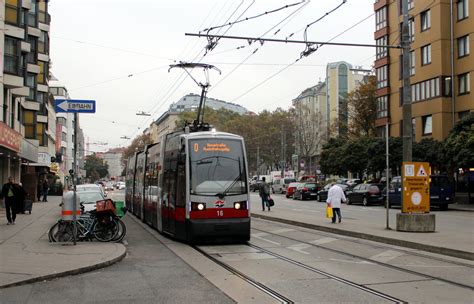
xmin=259 ymin=177 xmax=271 ymax=211
xmin=326 ymin=183 xmax=346 ymax=223
xmin=1 ymin=177 xmax=20 ymax=225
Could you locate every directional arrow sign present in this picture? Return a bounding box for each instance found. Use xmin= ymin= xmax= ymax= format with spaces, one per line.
xmin=55 ymin=99 xmax=96 ymax=113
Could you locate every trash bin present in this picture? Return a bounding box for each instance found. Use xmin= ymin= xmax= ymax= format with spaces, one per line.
xmin=61 ymin=191 xmax=81 ymax=221
xmin=114 ymin=201 xmax=125 ymax=218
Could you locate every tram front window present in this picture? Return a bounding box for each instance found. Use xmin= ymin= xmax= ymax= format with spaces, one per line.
xmin=189 ymin=139 xmax=247 ymax=196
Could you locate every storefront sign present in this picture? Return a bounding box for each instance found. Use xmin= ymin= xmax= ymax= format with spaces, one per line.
xmin=402 ymin=162 xmax=430 ymax=213
xmin=0 ymin=122 xmax=21 ymax=152
xmin=37 ymin=152 xmax=52 ymax=166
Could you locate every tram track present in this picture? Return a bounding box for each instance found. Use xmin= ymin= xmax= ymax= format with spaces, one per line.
xmin=192 ymin=245 xmax=295 ymax=304
xmin=251 ymin=226 xmax=474 ymax=291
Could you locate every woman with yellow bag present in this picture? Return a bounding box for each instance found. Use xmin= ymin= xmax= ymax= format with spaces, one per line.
xmin=326 ymin=184 xmax=346 ymax=223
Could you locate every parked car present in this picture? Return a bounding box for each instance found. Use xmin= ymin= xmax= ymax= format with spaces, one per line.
xmin=346 ymin=179 xmax=361 ymax=187
xmin=286 ymin=182 xmax=302 ymax=198
xmin=76 ymin=183 xmax=107 ymax=197
xmin=336 ymin=178 xmax=349 ymax=185
xmin=68 ymin=190 xmax=105 ymax=213
xmin=104 ymin=182 xmax=115 ymax=191
xmin=383 ymin=175 xmax=454 ymax=210
xmin=346 ymin=183 xmax=384 ymax=206
xmin=116 ymin=182 xmax=126 ymax=190
xmin=316 ymin=183 xmax=349 ymax=202
xmin=272 ymin=178 xmax=297 ymax=194
xmin=293 ymin=182 xmax=321 ymax=200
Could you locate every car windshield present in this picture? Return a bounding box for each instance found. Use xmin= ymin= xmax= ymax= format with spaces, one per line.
xmin=284 ymin=178 xmax=296 ymax=184
xmin=189 ymin=138 xmax=247 ymax=196
xmin=305 ymin=183 xmax=317 ymax=189
xmin=78 ymin=192 xmax=104 ymax=203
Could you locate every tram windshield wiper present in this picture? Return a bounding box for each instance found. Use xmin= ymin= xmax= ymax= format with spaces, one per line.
xmin=216 ymin=157 xmax=243 ymax=198
xmin=197 ymin=160 xmax=213 ymax=165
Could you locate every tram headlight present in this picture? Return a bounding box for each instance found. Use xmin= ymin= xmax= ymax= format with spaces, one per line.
xmin=191 ymin=202 xmax=206 ymax=211
xmin=234 ymin=201 xmax=247 ymax=210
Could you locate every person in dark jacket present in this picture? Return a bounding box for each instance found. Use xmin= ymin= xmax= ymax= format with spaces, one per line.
xmin=258 ymin=177 xmax=271 ymax=211
xmin=16 ymin=182 xmax=27 ymax=214
xmin=42 ymin=179 xmax=49 ymax=202
xmin=1 ymin=177 xmax=20 ymax=225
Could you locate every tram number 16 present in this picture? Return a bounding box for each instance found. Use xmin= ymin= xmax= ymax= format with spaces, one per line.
xmin=217 ymin=210 xmax=224 ymax=217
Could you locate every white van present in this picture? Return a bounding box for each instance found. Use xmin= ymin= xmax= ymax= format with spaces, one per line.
xmin=272 ymin=178 xmax=297 ymax=194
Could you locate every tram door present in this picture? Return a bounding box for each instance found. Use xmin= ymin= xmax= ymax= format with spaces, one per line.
xmin=162 ymin=136 xmax=179 ymax=235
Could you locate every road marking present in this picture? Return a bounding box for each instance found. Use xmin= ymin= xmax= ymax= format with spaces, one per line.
xmin=311 ymin=237 xmax=338 ymax=245
xmin=251 ymin=232 xmax=281 ymax=245
xmin=369 ymin=250 xmax=404 ymax=263
xmin=291 ymin=209 xmax=320 ymax=213
xmin=271 ymin=228 xmax=294 ymax=234
xmin=287 ymin=243 xmax=312 ymax=254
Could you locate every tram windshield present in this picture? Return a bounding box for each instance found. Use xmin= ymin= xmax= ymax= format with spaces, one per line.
xmin=189 ymin=139 xmax=247 ymax=196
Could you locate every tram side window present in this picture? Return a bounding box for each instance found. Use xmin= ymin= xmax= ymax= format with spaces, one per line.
xmin=176 ymin=163 xmax=186 ymax=207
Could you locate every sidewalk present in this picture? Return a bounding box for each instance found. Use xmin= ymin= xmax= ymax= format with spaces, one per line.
xmin=0 ymin=196 xmax=126 ymax=289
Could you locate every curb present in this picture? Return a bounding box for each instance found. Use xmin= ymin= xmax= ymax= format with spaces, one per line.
xmin=0 ymin=244 xmax=127 ymax=289
xmin=251 ymin=213 xmax=474 ymax=261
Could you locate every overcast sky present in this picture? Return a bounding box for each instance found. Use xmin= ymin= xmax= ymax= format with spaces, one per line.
xmin=49 ymin=0 xmax=376 ymax=152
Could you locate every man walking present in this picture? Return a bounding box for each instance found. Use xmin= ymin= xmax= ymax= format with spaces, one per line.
xmin=326 ymin=183 xmax=346 ymax=223
xmin=42 ymin=179 xmax=49 ymax=202
xmin=1 ymin=177 xmax=19 ymax=225
xmin=259 ymin=177 xmax=271 ymax=211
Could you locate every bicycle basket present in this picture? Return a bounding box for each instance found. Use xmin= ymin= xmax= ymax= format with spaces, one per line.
xmin=95 ymin=199 xmax=116 ymax=214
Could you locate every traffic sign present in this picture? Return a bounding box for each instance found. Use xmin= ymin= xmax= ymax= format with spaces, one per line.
xmin=402 ymin=162 xmax=430 ymax=213
xmin=55 ymin=99 xmax=96 ymax=113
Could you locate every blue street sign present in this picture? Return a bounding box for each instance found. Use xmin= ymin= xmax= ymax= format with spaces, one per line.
xmin=55 ymin=99 xmax=96 ymax=113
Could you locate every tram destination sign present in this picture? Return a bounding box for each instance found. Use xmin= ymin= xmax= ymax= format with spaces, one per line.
xmin=55 ymin=99 xmax=96 ymax=113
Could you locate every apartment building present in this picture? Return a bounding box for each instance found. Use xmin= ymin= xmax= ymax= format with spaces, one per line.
xmin=1 ymin=0 xmax=54 ymax=197
xmin=374 ymin=0 xmax=473 ymax=141
xmin=326 ymin=61 xmax=369 ymax=137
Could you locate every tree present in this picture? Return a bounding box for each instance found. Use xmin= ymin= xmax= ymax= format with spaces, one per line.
xmin=121 ymin=133 xmax=152 ymax=167
xmin=341 ymin=138 xmax=368 ymax=178
xmin=443 ymin=113 xmax=474 ymax=170
xmin=320 ymin=137 xmax=347 ymax=176
xmin=347 ymin=76 xmax=377 ymax=137
xmin=85 ymin=154 xmax=109 ymax=179
xmin=413 ymin=138 xmax=444 ymax=172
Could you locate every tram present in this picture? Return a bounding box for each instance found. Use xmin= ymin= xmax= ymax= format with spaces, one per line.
xmin=125 ymin=126 xmax=251 ymax=243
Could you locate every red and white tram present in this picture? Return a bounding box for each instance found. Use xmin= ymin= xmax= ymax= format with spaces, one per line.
xmin=125 ymin=129 xmax=251 ymax=243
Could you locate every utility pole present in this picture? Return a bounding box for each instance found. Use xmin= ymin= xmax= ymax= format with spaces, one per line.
xmin=280 ymin=126 xmax=285 ymax=180
xmin=401 ymin=0 xmax=412 ymax=162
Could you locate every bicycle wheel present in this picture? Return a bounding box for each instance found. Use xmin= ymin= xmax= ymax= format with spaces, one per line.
xmin=112 ymin=218 xmax=126 ymax=242
xmin=52 ymin=221 xmax=75 ymax=242
xmin=48 ymin=222 xmax=60 ymax=242
xmin=93 ymin=219 xmax=118 ymax=242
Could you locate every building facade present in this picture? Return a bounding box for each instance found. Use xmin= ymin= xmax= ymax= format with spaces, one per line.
xmin=103 ymin=147 xmax=125 ymax=179
xmin=169 ymin=93 xmax=249 ymax=115
xmin=326 ymin=61 xmax=368 ymax=137
xmin=1 ymin=0 xmax=54 ymax=198
xmin=374 ymin=0 xmax=473 ymax=141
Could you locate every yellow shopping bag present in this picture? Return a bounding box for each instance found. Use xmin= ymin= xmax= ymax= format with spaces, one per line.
xmin=326 ymin=206 xmax=333 ymax=218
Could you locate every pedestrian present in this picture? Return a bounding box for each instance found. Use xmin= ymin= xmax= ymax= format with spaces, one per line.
xmin=326 ymin=183 xmax=346 ymax=223
xmin=1 ymin=176 xmax=20 ymax=225
xmin=42 ymin=179 xmax=49 ymax=202
xmin=259 ymin=177 xmax=271 ymax=211
xmin=16 ymin=182 xmax=27 ymax=214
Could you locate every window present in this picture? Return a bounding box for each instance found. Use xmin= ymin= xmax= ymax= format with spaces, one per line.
xmin=410 ymin=50 xmax=415 ymax=75
xmin=408 ymin=0 xmax=414 ymax=10
xmin=38 ymin=31 xmax=48 ymax=54
xmin=376 ymin=36 xmax=388 ymax=59
xmin=37 ymin=122 xmax=47 ymax=146
xmin=421 ymin=10 xmax=431 ymax=31
xmin=457 ymin=0 xmax=469 ymax=21
xmin=376 ymin=96 xmax=388 ymax=118
xmin=23 ymin=110 xmax=36 ymax=139
xmin=421 ymin=44 xmax=431 ymax=65
xmin=28 ymin=0 xmax=37 ymax=27
xmin=458 ymin=35 xmax=470 ymax=58
xmin=443 ymin=76 xmax=452 ymax=96
xmin=458 ymin=73 xmax=470 ymax=94
xmin=376 ymin=65 xmax=388 ymax=88
xmin=411 ymin=78 xmax=440 ymax=102
xmin=5 ymin=0 xmax=19 ymax=25
xmin=57 ymin=117 xmax=67 ymax=126
xmin=61 ymin=132 xmax=67 ymax=141
xmin=37 ymin=61 xmax=48 ymax=84
xmin=27 ymin=36 xmax=37 ymax=64
xmin=422 ymin=115 xmax=432 ymax=135
xmin=38 ymin=1 xmax=48 ymax=24
xmin=409 ymin=18 xmax=415 ymax=42
xmin=25 ymin=73 xmax=36 ymax=100
xmin=376 ymin=7 xmax=387 ymax=31
xmin=4 ymin=37 xmax=21 ymax=75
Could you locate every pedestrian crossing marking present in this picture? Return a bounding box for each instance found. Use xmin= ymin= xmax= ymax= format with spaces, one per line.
xmin=369 ymin=250 xmax=404 ymax=263
xmin=251 ymin=232 xmax=281 ymax=245
xmin=310 ymin=237 xmax=337 ymax=245
xmin=271 ymin=228 xmax=295 ymax=234
xmin=417 ymin=164 xmax=428 ymax=176
xmin=287 ymin=243 xmax=312 ymax=255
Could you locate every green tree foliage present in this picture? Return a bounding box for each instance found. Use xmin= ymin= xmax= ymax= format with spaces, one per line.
xmin=413 ymin=138 xmax=444 ymax=171
xmin=347 ymin=76 xmax=377 ymax=137
xmin=443 ymin=113 xmax=474 ymax=170
xmin=85 ymin=154 xmax=109 ymax=179
xmin=320 ymin=137 xmax=347 ymax=176
xmin=121 ymin=133 xmax=152 ymax=167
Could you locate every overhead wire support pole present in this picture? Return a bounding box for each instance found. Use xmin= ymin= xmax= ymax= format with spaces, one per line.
xmin=185 ymin=33 xmax=402 ymax=50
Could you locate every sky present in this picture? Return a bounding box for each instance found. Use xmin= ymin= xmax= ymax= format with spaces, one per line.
xmin=48 ymin=0 xmax=376 ymax=152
